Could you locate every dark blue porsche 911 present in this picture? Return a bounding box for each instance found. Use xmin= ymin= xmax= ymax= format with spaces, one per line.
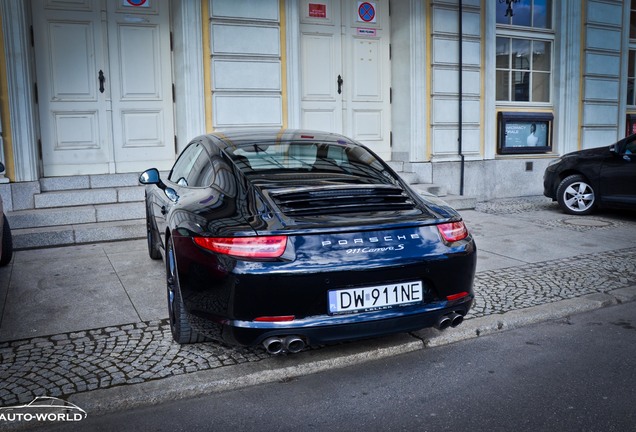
xmin=140 ymin=129 xmax=476 ymax=354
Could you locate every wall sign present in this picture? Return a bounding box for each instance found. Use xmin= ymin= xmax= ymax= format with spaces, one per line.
xmin=123 ymin=0 xmax=149 ymax=7
xmin=309 ymin=3 xmax=327 ymax=18
xmin=356 ymin=28 xmax=377 ymax=36
xmin=357 ymin=2 xmax=376 ymax=23
xmin=497 ymin=112 xmax=553 ymax=154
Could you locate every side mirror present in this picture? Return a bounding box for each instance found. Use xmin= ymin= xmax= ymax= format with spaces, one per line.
xmin=0 ymin=162 xmax=5 ymax=173
xmin=139 ymin=168 xmax=167 ymax=190
xmin=139 ymin=168 xmax=161 ymax=184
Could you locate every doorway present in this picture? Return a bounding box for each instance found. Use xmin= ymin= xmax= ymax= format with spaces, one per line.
xmin=32 ymin=0 xmax=175 ymax=176
xmin=299 ymin=0 xmax=391 ymax=160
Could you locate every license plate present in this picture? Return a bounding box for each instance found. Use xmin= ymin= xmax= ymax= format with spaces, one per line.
xmin=328 ymin=281 xmax=423 ymax=314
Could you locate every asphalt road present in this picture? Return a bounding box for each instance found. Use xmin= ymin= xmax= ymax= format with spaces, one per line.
xmin=34 ymin=301 xmax=636 ymax=432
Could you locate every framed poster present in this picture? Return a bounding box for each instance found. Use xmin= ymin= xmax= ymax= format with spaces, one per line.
xmin=497 ymin=112 xmax=553 ymax=155
xmin=626 ymin=113 xmax=636 ymax=137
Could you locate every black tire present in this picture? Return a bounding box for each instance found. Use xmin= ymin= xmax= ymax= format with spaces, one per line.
xmin=0 ymin=215 xmax=12 ymax=266
xmin=166 ymin=236 xmax=206 ymax=344
xmin=556 ymin=174 xmax=596 ymax=215
xmin=146 ymin=202 xmax=162 ymax=260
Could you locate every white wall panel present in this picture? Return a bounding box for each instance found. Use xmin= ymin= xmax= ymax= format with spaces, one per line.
xmin=587 ymin=27 xmax=621 ymax=52
xmin=433 ymin=8 xmax=480 ymax=37
xmin=432 ymin=127 xmax=480 ymax=156
xmin=121 ymin=110 xmax=163 ymax=147
xmin=586 ymin=1 xmax=623 ymax=26
xmin=213 ymin=60 xmax=281 ymax=91
xmin=581 ymin=128 xmax=619 ymax=149
xmin=585 ymin=53 xmax=620 ymax=77
xmin=432 ymin=99 xmax=480 ymax=124
xmin=432 ymin=69 xmax=480 ymax=95
xmin=352 ymin=109 xmax=383 ymax=141
xmin=53 ymin=112 xmax=98 ymax=149
xmin=301 ymin=33 xmax=337 ymax=99
xmin=583 ymin=104 xmax=618 ymax=126
xmin=214 ymin=95 xmax=282 ymax=127
xmin=302 ymin=109 xmax=336 ymax=132
xmin=584 ymin=78 xmax=619 ymax=101
xmin=117 ymin=25 xmax=161 ymax=99
xmin=211 ymin=24 xmax=280 ymax=56
xmin=210 ymin=0 xmax=279 ymax=22
xmin=433 ymin=38 xmax=480 ymax=66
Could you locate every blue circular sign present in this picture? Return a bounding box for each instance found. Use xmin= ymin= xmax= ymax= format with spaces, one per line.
xmin=358 ymin=2 xmax=375 ymax=22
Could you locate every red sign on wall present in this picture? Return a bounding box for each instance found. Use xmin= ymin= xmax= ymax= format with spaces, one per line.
xmin=309 ymin=3 xmax=327 ymax=18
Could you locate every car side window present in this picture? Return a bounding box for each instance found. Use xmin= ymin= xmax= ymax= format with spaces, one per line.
xmin=169 ymin=142 xmax=207 ymax=187
xmin=186 ymin=148 xmax=216 ymax=187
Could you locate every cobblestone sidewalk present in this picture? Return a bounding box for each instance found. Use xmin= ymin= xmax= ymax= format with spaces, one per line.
xmin=1 ymin=198 xmax=635 ymax=407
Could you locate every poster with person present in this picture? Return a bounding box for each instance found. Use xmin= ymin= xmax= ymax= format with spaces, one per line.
xmin=503 ymin=122 xmax=547 ymax=147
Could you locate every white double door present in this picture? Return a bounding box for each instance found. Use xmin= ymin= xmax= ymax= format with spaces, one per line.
xmin=33 ymin=0 xmax=175 ymax=176
xmin=300 ymin=0 xmax=391 ymax=160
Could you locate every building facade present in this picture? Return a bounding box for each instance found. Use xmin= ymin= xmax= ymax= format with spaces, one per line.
xmin=0 ymin=0 xmax=631 ymax=202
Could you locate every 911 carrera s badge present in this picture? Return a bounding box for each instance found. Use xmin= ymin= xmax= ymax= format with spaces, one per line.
xmin=345 ymin=244 xmax=404 ymax=254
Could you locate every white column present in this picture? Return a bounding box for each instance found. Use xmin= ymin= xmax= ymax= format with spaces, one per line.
xmin=171 ymin=0 xmax=206 ymax=151
xmin=285 ymin=0 xmax=301 ymax=129
xmin=1 ymin=0 xmax=39 ymax=182
xmin=409 ymin=0 xmax=426 ymax=162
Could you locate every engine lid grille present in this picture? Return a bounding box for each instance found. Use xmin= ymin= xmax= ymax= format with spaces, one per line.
xmin=266 ymin=184 xmax=417 ymax=216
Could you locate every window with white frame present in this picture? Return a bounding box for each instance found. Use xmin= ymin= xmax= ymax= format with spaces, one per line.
xmin=627 ymin=1 xmax=636 ymax=107
xmin=495 ymin=0 xmax=554 ymax=103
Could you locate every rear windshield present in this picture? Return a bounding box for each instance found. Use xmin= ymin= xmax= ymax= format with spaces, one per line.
xmin=226 ymin=141 xmax=392 ymax=182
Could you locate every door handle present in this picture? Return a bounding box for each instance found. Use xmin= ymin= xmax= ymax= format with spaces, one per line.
xmin=98 ymin=70 xmax=105 ymax=93
xmin=337 ymin=75 xmax=343 ymax=94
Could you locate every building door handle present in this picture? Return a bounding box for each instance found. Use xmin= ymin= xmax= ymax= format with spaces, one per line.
xmin=337 ymin=75 xmax=343 ymax=94
xmin=98 ymin=70 xmax=105 ymax=94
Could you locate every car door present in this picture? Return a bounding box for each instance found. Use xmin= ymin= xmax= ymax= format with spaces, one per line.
xmin=600 ymin=137 xmax=636 ymax=207
xmin=152 ymin=141 xmax=208 ymax=238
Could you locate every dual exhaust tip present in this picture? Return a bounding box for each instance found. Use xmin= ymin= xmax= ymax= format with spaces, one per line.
xmin=435 ymin=312 xmax=464 ymax=330
xmin=263 ymin=313 xmax=464 ymax=354
xmin=262 ymin=336 xmax=306 ymax=355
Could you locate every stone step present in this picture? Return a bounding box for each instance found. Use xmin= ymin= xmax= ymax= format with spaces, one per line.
xmin=397 ymin=171 xmax=419 ymax=184
xmin=40 ymin=173 xmax=141 ymax=192
xmin=12 ymin=219 xmax=146 ymax=250
xmin=7 ymin=202 xmax=145 ymax=229
xmin=33 ymin=185 xmax=145 ymax=209
xmin=409 ymin=183 xmax=448 ymax=197
xmin=438 ymin=194 xmax=477 ymax=211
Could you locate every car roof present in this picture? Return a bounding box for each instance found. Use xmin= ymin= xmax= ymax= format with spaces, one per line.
xmin=199 ymin=129 xmax=357 ymax=151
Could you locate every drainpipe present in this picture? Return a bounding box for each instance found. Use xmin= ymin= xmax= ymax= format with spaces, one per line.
xmin=458 ymin=0 xmax=465 ymax=196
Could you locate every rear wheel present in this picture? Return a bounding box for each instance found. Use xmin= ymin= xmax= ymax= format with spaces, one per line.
xmin=0 ymin=215 xmax=13 ymax=266
xmin=166 ymin=236 xmax=206 ymax=344
xmin=556 ymin=174 xmax=596 ymax=215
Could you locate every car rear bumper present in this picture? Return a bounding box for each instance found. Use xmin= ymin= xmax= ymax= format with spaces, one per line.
xmin=213 ymin=296 xmax=474 ymax=346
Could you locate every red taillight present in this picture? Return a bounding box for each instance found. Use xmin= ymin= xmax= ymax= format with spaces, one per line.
xmin=437 ymin=221 xmax=469 ymax=242
xmin=447 ymin=292 xmax=469 ymax=301
xmin=193 ymin=236 xmax=288 ymax=258
xmin=254 ymin=316 xmax=295 ymax=322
